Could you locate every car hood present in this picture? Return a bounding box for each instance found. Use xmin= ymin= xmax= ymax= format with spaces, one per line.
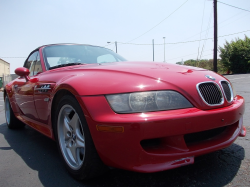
xmin=43 ymin=61 xmax=228 ymax=109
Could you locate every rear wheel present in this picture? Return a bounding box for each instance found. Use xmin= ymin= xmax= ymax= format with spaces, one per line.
xmin=5 ymin=96 xmax=25 ymax=129
xmin=54 ymin=95 xmax=107 ymax=180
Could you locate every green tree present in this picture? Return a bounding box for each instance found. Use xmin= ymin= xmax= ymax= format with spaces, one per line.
xmin=176 ymin=59 xmax=226 ymax=74
xmin=176 ymin=61 xmax=183 ymax=65
xmin=183 ymin=59 xmax=197 ymax=67
xmin=219 ymin=35 xmax=250 ymax=74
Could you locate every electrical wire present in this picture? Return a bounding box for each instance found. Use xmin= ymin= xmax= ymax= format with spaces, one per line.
xmin=0 ymin=57 xmax=26 ymax=58
xmin=165 ymin=6 xmax=250 ymax=52
xmin=2 ymin=30 xmax=249 ymax=59
xmin=166 ymin=49 xmax=212 ymax=61
xmin=201 ymin=53 xmax=213 ymax=57
xmin=114 ymin=29 xmax=250 ymax=45
xmin=196 ymin=8 xmax=212 ymax=67
xmin=218 ymin=1 xmax=250 ymax=13
xmin=197 ymin=0 xmax=207 ymax=60
xmin=199 ymin=8 xmax=213 ymax=60
xmin=104 ymin=4 xmax=249 ymax=49
xmin=127 ymin=0 xmax=189 ymax=43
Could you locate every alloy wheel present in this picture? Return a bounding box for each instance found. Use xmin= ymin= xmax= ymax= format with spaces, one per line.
xmin=5 ymin=97 xmax=10 ymax=125
xmin=57 ymin=104 xmax=85 ymax=170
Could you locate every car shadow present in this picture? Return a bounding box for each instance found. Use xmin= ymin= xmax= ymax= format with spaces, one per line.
xmin=0 ymin=122 xmax=245 ymax=187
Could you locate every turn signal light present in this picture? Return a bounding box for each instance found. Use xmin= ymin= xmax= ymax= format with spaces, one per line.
xmin=96 ymin=125 xmax=124 ymax=133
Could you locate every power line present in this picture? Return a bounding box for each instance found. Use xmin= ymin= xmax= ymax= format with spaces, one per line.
xmin=105 ymin=4 xmax=249 ymax=48
xmin=167 ymin=51 xmax=216 ymax=63
xmin=127 ymin=0 xmax=189 ymax=42
xmin=166 ymin=49 xmax=212 ymax=61
xmin=165 ymin=6 xmax=250 ymax=52
xmin=202 ymin=53 xmax=213 ymax=57
xmin=218 ymin=1 xmax=250 ymax=13
xmin=0 ymin=57 xmax=26 ymax=58
xmin=197 ymin=0 xmax=207 ymax=60
xmin=2 ymin=30 xmax=249 ymax=59
xmin=199 ymin=8 xmax=213 ymax=60
xmin=165 ymin=4 xmax=250 ymax=48
xmin=115 ymin=29 xmax=250 ymax=45
xmin=197 ymin=7 xmax=213 ymax=68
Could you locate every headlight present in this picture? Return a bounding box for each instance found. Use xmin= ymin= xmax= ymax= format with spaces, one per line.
xmin=106 ymin=91 xmax=193 ymax=113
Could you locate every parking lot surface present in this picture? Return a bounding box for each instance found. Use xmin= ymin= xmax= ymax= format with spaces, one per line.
xmin=0 ymin=74 xmax=249 ymax=187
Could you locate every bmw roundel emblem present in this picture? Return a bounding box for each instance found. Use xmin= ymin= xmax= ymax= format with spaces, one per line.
xmin=205 ymin=75 xmax=216 ymax=81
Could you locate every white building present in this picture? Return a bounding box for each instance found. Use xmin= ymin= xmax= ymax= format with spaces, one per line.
xmin=0 ymin=58 xmax=10 ymax=88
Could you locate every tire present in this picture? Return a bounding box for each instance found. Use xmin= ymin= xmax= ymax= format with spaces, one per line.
xmin=54 ymin=95 xmax=107 ymax=180
xmin=5 ymin=96 xmax=25 ymax=129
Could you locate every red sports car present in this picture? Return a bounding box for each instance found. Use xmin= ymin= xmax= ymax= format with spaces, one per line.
xmin=4 ymin=44 xmax=246 ymax=180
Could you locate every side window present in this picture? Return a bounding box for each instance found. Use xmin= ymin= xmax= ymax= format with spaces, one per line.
xmin=24 ymin=51 xmax=42 ymax=76
xmin=24 ymin=51 xmax=38 ymax=76
xmin=33 ymin=53 xmax=42 ymax=75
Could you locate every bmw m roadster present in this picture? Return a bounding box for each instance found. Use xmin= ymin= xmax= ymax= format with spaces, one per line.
xmin=4 ymin=44 xmax=246 ymax=180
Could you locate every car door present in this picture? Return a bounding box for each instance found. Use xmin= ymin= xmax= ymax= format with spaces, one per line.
xmin=13 ymin=51 xmax=40 ymax=121
xmin=33 ymin=53 xmax=55 ymax=124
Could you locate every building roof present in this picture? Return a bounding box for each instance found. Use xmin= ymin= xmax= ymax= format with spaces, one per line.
xmin=0 ymin=58 xmax=10 ymax=64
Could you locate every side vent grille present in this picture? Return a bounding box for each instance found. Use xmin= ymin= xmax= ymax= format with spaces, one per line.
xmin=197 ymin=82 xmax=223 ymax=105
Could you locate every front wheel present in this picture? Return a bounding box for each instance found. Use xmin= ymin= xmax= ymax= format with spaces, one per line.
xmin=54 ymin=95 xmax=107 ymax=180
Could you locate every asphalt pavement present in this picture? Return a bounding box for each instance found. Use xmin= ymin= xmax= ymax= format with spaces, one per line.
xmin=0 ymin=74 xmax=249 ymax=187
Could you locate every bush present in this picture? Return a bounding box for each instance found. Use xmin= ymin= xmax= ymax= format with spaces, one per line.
xmin=177 ymin=59 xmax=226 ymax=74
xmin=219 ymin=35 xmax=250 ymax=74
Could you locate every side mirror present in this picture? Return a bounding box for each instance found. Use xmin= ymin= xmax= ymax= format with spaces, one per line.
xmin=15 ymin=67 xmax=30 ymax=81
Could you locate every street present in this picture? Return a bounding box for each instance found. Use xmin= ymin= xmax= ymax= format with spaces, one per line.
xmin=0 ymin=74 xmax=249 ymax=187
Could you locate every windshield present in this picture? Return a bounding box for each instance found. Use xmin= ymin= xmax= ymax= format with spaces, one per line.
xmin=43 ymin=44 xmax=127 ymax=69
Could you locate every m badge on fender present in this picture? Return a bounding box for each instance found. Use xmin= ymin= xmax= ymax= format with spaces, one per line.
xmin=34 ymin=84 xmax=51 ymax=93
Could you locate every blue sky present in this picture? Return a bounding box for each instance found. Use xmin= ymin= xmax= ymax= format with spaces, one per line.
xmin=1 ymin=0 xmax=249 ymax=73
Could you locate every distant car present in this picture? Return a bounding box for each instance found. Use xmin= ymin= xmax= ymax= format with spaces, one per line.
xmin=4 ymin=44 xmax=246 ymax=180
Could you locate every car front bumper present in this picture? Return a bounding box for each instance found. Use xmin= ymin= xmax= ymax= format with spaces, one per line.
xmin=78 ymin=95 xmax=245 ymax=172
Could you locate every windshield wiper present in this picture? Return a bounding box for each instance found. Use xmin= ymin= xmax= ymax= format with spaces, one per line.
xmin=49 ymin=63 xmax=84 ymax=70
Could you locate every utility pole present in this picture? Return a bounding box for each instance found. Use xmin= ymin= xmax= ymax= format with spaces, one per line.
xmin=213 ymin=0 xmax=218 ymax=72
xmin=115 ymin=41 xmax=117 ymax=53
xmin=152 ymin=39 xmax=154 ymax=61
xmin=163 ymin=37 xmax=165 ymax=62
xmin=107 ymin=41 xmax=117 ymax=53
